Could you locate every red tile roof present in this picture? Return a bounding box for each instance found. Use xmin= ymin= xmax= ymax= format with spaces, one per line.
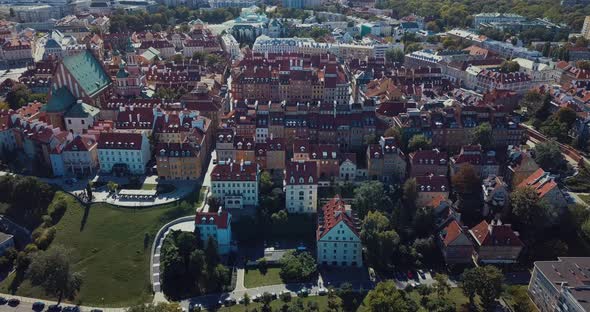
xmin=195 ymin=209 xmax=230 ymax=229
xmin=317 ymin=195 xmax=359 ymax=240
xmin=64 ymin=136 xmax=97 ymax=152
xmin=97 ymin=132 xmax=143 ymax=150
xmin=415 ymin=175 xmax=449 ymax=192
xmin=517 ymin=168 xmax=558 ymax=198
xmin=441 ymin=220 xmax=464 ymax=246
xmin=469 ymin=220 xmax=523 ymax=247
xmin=211 ymin=161 xmax=257 ymax=181
xmin=285 ymin=161 xmax=317 ymax=185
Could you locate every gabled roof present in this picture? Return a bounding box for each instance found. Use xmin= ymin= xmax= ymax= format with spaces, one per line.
xmin=61 ymin=50 xmax=111 ymax=97
xmin=469 ymin=220 xmax=523 ymax=247
xmin=517 ymin=168 xmax=559 ymax=198
xmin=440 ymin=220 xmax=468 ymax=247
xmin=63 ymin=136 xmax=96 ymax=152
xmin=195 ymin=209 xmax=230 ymax=229
xmin=317 ymin=195 xmax=359 ymax=240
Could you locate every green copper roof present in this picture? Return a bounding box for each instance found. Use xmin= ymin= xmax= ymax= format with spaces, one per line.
xmin=62 ymin=50 xmax=111 ymax=97
xmin=43 ymin=87 xmax=76 ymax=113
xmin=141 ymin=47 xmax=160 ymax=61
xmin=64 ymin=102 xmax=100 ymax=118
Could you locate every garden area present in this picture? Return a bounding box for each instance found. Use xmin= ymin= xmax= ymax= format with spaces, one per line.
xmin=0 ymin=185 xmax=203 ymax=306
xmin=244 ymin=267 xmax=283 ymax=288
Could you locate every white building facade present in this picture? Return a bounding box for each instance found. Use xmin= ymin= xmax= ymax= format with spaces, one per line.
xmin=97 ymin=132 xmax=150 ymax=175
xmin=317 ymin=196 xmax=362 ymax=267
xmin=284 ymin=161 xmax=318 ymax=213
xmin=210 ymin=161 xmax=259 ymax=209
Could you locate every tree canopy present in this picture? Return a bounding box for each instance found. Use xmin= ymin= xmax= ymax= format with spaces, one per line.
xmin=27 ymin=245 xmax=82 ymax=303
xmin=279 ymin=251 xmax=317 ymax=283
xmin=365 ymin=281 xmax=418 ymax=312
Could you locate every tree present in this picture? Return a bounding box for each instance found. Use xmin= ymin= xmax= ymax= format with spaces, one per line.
xmin=85 ymin=183 xmax=93 ymax=201
xmin=126 ymin=303 xmax=183 ymax=312
xmin=262 ymin=292 xmax=273 ymax=311
xmin=107 ymin=181 xmax=118 ymax=193
xmin=433 ymin=274 xmax=451 ymax=298
xmin=27 ymin=245 xmax=83 ymax=303
xmin=477 ymin=266 xmax=504 ymax=312
xmin=152 ymin=23 xmax=163 ymax=32
xmin=507 ymin=286 xmax=534 ymax=312
xmin=533 ymin=141 xmax=566 ymax=173
xmin=415 ymin=284 xmax=432 ymax=306
xmin=260 ymin=171 xmax=274 ymax=194
xmin=472 ymin=123 xmax=493 ymax=150
xmin=461 ymin=267 xmax=480 ymax=308
xmin=0 ymin=101 xmax=9 ymax=110
xmin=361 ymin=211 xmax=400 ymax=270
xmin=326 ymin=289 xmax=342 ymax=312
xmin=401 ymin=178 xmax=418 ymax=224
xmin=353 ymin=181 xmax=393 ymax=218
xmin=520 ymin=90 xmax=546 ymax=118
xmin=451 ymin=164 xmax=479 ymax=195
xmin=385 ymin=49 xmax=405 ymax=64
xmin=365 ymin=281 xmax=418 ymax=312
xmin=243 ymin=293 xmax=251 ymax=307
xmin=384 ymin=127 xmax=402 ymax=145
xmin=279 ymin=251 xmax=317 ymax=282
xmin=555 ymin=106 xmax=578 ymax=127
xmin=510 ymin=187 xmax=554 ymax=234
xmin=499 ymin=60 xmax=520 ymax=73
xmin=407 ymin=134 xmax=432 ymax=152
xmin=405 ymin=42 xmax=423 ymax=54
xmin=5 ymin=83 xmax=31 ymax=109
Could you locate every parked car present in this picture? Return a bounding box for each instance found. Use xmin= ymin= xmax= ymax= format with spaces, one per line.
xmin=188 ymin=303 xmax=202 ymax=312
xmin=90 ymin=309 xmax=103 ymax=312
xmin=48 ymin=304 xmax=62 ymax=312
xmin=252 ymin=294 xmax=261 ymax=302
xmin=8 ymin=298 xmax=20 ymax=307
xmin=63 ymin=306 xmax=80 ymax=312
xmin=297 ymin=288 xmax=309 ymax=297
xmin=224 ymin=298 xmax=236 ymax=306
xmin=0 ymin=297 xmax=7 ymax=305
xmin=33 ymin=302 xmax=45 ymax=311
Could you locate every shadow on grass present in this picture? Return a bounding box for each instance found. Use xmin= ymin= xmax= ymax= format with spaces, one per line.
xmin=79 ymin=204 xmax=91 ymax=232
xmin=8 ymin=271 xmax=25 ymax=294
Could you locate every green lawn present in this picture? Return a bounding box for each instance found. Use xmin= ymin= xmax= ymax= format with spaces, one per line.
xmin=141 ymin=183 xmax=157 ymax=190
xmin=244 ymin=268 xmax=283 ymax=288
xmin=578 ymin=194 xmax=590 ymax=205
xmin=0 ymin=191 xmax=199 ymax=307
xmin=215 ymin=296 xmax=330 ymax=312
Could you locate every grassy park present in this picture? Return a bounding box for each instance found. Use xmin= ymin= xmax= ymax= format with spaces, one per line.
xmin=0 ymin=191 xmax=200 ymax=306
xmin=243 ymin=267 xmax=283 ymax=288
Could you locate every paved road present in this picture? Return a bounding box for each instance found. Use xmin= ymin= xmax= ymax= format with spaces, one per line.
xmin=0 ymin=294 xmax=123 ymax=312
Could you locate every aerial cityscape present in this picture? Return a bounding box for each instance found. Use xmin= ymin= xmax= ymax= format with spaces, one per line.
xmin=0 ymin=0 xmax=590 ymax=311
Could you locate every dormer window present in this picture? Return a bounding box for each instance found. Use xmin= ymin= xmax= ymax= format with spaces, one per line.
xmin=309 ymin=177 xmax=314 ymax=183
xmin=299 ymin=177 xmax=304 ymax=184
xmin=290 ymin=176 xmax=295 ymax=184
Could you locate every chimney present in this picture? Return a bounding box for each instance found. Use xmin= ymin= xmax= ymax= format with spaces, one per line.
xmin=129 ymin=113 xmax=132 ymax=122
xmin=136 ymin=113 xmax=140 ymax=122
xmin=218 ymin=206 xmax=222 ymax=216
